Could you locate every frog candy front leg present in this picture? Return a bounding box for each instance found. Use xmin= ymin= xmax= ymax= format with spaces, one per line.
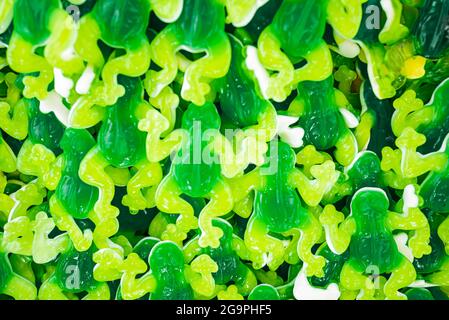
xmin=120 ymin=253 xmax=157 ymax=300
xmin=319 ymin=205 xmax=356 ymax=255
xmin=79 ymin=148 xmax=120 ymax=252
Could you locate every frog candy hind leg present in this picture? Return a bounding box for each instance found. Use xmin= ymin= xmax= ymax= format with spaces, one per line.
xmin=256 ymin=26 xmax=294 ymax=102
xmin=0 ymin=99 xmax=28 ymax=141
xmin=181 ymin=34 xmax=231 ymax=106
xmin=292 ymin=41 xmax=333 ymax=85
xmin=155 ymin=175 xmax=198 ymax=245
xmin=197 ymin=180 xmax=234 ymax=249
xmin=244 ymin=215 xmax=286 ymax=271
xmin=94 ymin=40 xmax=151 ymax=107
xmin=378 ymin=0 xmax=409 ymax=45
xmin=339 ymin=262 xmax=376 ymax=300
xmin=79 ymin=148 xmax=121 ymax=253
xmin=49 ymin=195 xmax=93 ymax=252
xmin=383 ymin=256 xmax=416 ymax=300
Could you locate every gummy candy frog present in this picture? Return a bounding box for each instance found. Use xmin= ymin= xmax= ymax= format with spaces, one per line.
xmin=146 ymin=0 xmax=268 ymax=106
xmin=350 ymin=0 xmax=410 ymax=99
xmin=94 ymin=241 xmax=216 ymax=300
xmin=39 ymin=244 xmax=110 ymax=300
xmin=16 ymin=97 xmax=65 ymax=190
xmin=6 ymin=0 xmax=83 ymax=100
xmin=320 ymin=186 xmax=430 ymax=299
xmin=49 ymin=129 xmax=97 ymax=252
xmin=0 ymin=232 xmax=37 ymax=300
xmin=78 ymin=77 xmax=163 ymax=252
xmin=254 ymin=0 xmax=365 ymax=102
xmin=288 ymin=76 xmax=359 ymax=166
xmin=215 ymin=34 xmax=277 ymax=142
xmin=419 ymin=139 xmax=449 ymax=255
xmin=138 ymin=102 xmax=267 ymax=248
xmin=355 ymin=80 xmax=396 ymax=156
xmin=183 ymin=219 xmax=257 ymax=298
xmin=391 ymin=80 xmax=449 ymax=154
xmin=413 ymin=210 xmax=449 ymax=287
xmin=228 ymin=140 xmax=339 ymax=275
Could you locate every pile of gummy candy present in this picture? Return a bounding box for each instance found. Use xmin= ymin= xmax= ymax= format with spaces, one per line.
xmin=0 ymin=0 xmax=449 ymax=301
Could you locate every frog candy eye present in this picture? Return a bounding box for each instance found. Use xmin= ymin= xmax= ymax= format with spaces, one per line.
xmin=1 ymin=0 xmax=449 ymax=301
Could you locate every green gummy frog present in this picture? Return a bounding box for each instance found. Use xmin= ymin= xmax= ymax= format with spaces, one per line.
xmin=351 ymin=0 xmax=410 ymax=99
xmin=183 ymin=219 xmax=257 ymax=298
xmin=6 ymin=0 xmax=83 ymax=100
xmin=216 ymin=34 xmax=277 ymax=143
xmin=320 ymin=186 xmax=430 ymax=299
xmin=228 ymin=140 xmax=339 ymax=275
xmin=288 ymin=76 xmax=358 ymax=166
xmin=72 ymin=0 xmax=183 ymax=110
xmin=0 ymin=232 xmax=37 ymax=300
xmin=355 ymin=80 xmax=396 ymax=157
xmin=254 ymin=0 xmax=365 ymax=102
xmin=146 ymin=0 xmax=268 ymax=106
xmin=39 ymin=243 xmax=110 ymax=300
xmin=138 ymin=102 xmax=267 ymax=248
xmin=49 ymin=129 xmax=98 ymax=252
xmin=94 ymin=241 xmax=215 ymax=300
xmin=419 ymin=138 xmax=449 ymax=255
xmin=78 ymin=76 xmax=162 ymax=253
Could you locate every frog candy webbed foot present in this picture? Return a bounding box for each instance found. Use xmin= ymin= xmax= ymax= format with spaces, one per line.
xmin=161 ymin=223 xmax=188 ymax=246
xmin=186 ymin=254 xmax=218 ymax=297
xmin=93 ymin=248 xmax=125 ymax=282
xmin=2 ymin=216 xmax=34 ymax=256
xmin=391 ymin=90 xmax=426 ymax=136
xmin=217 ymin=285 xmax=244 ymax=300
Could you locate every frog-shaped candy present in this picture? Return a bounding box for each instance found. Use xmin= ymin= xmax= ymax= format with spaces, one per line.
xmin=391 ymin=80 xmax=449 ymax=154
xmin=71 ymin=0 xmax=183 ymax=111
xmin=39 ymin=244 xmax=110 ymax=300
xmin=48 ymin=129 xmax=98 ymax=252
xmin=419 ymin=137 xmax=449 ymax=255
xmin=146 ymin=0 xmax=269 ymax=106
xmin=183 ymin=219 xmax=257 ymax=298
xmin=5 ymin=0 xmax=85 ymax=101
xmin=215 ymin=34 xmax=277 ymax=143
xmin=0 ymin=232 xmax=37 ymax=300
xmin=355 ymin=80 xmax=396 ymax=156
xmin=288 ymin=76 xmax=359 ymax=166
xmin=138 ymin=102 xmax=267 ymax=248
xmin=320 ymin=186 xmax=430 ymax=299
xmin=254 ymin=0 xmax=365 ymax=102
xmin=228 ymin=141 xmax=339 ymax=275
xmin=413 ymin=210 xmax=449 ymax=287
xmin=15 ymin=97 xmax=65 ymax=192
xmin=78 ymin=77 xmax=163 ymax=253
xmin=94 ymin=241 xmax=216 ymax=300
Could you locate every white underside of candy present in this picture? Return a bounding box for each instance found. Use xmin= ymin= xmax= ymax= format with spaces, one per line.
xmin=293 ymin=266 xmax=341 ymax=300
xmin=39 ymin=90 xmax=70 ymax=127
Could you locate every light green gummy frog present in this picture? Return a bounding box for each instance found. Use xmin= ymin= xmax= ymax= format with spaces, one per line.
xmin=320 ymin=186 xmax=431 ymax=299
xmin=138 ymin=102 xmax=267 ymax=248
xmin=146 ymin=0 xmax=269 ymax=106
xmin=228 ymin=140 xmax=339 ymax=276
xmin=254 ymin=0 xmax=365 ymax=102
xmin=77 ymin=77 xmax=163 ymax=253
